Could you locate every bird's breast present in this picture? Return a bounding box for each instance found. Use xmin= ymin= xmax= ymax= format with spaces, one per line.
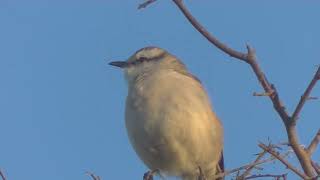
xmin=124 ymin=70 xmax=223 ymax=177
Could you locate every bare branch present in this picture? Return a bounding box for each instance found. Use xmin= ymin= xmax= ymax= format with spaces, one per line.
xmin=239 ymin=151 xmax=267 ymax=178
xmin=311 ymin=161 xmax=320 ymax=175
xmin=138 ymin=0 xmax=157 ymax=9
xmin=307 ymin=97 xmax=318 ymax=100
xmin=171 ymin=0 xmax=292 ymax=124
xmin=172 ymin=0 xmax=248 ymax=61
xmin=247 ymin=55 xmax=291 ymax=126
xmin=292 ymin=67 xmax=320 ymax=125
xmin=169 ymin=0 xmax=317 ymax=177
xmin=253 ymin=92 xmax=273 ymax=97
xmin=0 ymin=169 xmax=6 ymax=180
xmin=285 ymin=67 xmax=320 ymax=177
xmin=214 ymin=151 xmax=290 ymax=179
xmin=307 ymin=129 xmax=320 ymax=155
xmin=259 ymin=143 xmax=308 ymax=179
xmin=286 ymin=126 xmax=316 ymax=177
xmin=245 ymin=173 xmax=287 ymax=180
xmin=86 ymin=171 xmax=101 ymax=180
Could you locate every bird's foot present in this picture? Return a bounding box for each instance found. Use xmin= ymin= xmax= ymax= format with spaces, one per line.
xmin=143 ymin=169 xmax=158 ymax=180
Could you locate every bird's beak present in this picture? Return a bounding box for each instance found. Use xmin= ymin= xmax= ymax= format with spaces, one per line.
xmin=108 ymin=61 xmax=129 ymax=68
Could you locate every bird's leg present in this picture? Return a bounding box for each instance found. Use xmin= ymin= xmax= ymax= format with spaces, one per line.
xmin=197 ymin=166 xmax=206 ymax=180
xmin=143 ymin=169 xmax=159 ymax=180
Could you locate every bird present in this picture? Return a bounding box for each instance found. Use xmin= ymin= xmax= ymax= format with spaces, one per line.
xmin=109 ymin=46 xmax=224 ymax=180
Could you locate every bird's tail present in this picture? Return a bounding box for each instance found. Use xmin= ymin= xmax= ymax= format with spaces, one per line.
xmin=216 ymin=151 xmax=225 ymax=180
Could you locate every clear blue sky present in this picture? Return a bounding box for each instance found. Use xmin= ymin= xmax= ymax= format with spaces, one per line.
xmin=0 ymin=1 xmax=319 ymax=179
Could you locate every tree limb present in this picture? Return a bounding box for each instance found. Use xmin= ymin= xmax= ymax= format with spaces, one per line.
xmin=170 ymin=0 xmax=291 ymax=126
xmin=259 ymin=143 xmax=308 ymax=179
xmin=292 ymin=67 xmax=320 ymax=125
xmin=307 ymin=129 xmax=320 ymax=155
xmin=172 ymin=0 xmax=248 ymax=61
xmin=170 ymin=0 xmax=317 ymax=177
xmin=139 ymin=0 xmax=319 ymax=177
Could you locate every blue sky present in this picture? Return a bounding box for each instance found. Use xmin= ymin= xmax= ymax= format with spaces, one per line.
xmin=0 ymin=1 xmax=319 ymax=179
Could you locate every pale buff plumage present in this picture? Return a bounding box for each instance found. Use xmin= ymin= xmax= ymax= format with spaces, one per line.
xmin=110 ymin=47 xmax=223 ymax=180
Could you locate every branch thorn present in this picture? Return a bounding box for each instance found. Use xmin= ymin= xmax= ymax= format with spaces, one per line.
xmin=253 ymin=92 xmax=273 ymax=97
xmin=138 ymin=0 xmax=157 ymax=9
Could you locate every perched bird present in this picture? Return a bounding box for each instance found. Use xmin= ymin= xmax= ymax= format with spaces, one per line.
xmin=109 ymin=47 xmax=224 ymax=180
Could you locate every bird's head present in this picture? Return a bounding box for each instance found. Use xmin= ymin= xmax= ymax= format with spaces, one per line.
xmin=109 ymin=46 xmax=186 ymax=84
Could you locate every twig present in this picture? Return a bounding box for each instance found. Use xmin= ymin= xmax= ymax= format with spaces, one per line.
xmin=259 ymin=143 xmax=308 ymax=179
xmin=307 ymin=129 xmax=320 ymax=155
xmin=0 ymin=169 xmax=6 ymax=180
xmin=245 ymin=173 xmax=287 ymax=180
xmin=213 ymin=152 xmax=290 ymax=179
xmin=86 ymin=171 xmax=101 ymax=180
xmin=311 ymin=161 xmax=320 ymax=175
xmin=170 ymin=0 xmax=316 ymax=177
xmin=292 ymin=67 xmax=320 ymax=125
xmin=253 ymin=92 xmax=273 ymax=97
xmin=239 ymin=150 xmax=268 ymax=179
xmin=138 ymin=0 xmax=157 ymax=9
xmin=307 ymin=97 xmax=318 ymax=100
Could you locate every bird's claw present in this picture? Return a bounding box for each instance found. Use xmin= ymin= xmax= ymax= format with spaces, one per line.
xmin=143 ymin=169 xmax=158 ymax=180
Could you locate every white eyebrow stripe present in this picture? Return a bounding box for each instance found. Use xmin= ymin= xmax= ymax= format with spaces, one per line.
xmin=129 ymin=51 xmax=167 ymax=67
xmin=135 ymin=47 xmax=165 ymax=59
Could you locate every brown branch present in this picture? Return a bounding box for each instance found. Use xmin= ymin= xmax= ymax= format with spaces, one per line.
xmin=138 ymin=0 xmax=157 ymax=9
xmin=245 ymin=48 xmax=291 ymax=125
xmin=286 ymin=126 xmax=315 ymax=177
xmin=0 ymin=169 xmax=6 ymax=180
xmin=285 ymin=67 xmax=320 ymax=176
xmin=292 ymin=67 xmax=320 ymax=125
xmin=259 ymin=143 xmax=308 ymax=179
xmin=170 ymin=0 xmax=317 ymax=177
xmin=307 ymin=129 xmax=320 ymax=155
xmin=172 ymin=0 xmax=248 ymax=61
xmin=171 ymin=0 xmax=291 ymax=124
xmin=245 ymin=173 xmax=287 ymax=180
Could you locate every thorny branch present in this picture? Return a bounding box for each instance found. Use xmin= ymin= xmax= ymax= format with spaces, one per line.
xmin=213 ymin=149 xmax=291 ymax=179
xmin=245 ymin=173 xmax=287 ymax=180
xmin=237 ymin=150 xmax=267 ymax=179
xmin=259 ymin=143 xmax=309 ymax=179
xmin=138 ymin=0 xmax=320 ymax=178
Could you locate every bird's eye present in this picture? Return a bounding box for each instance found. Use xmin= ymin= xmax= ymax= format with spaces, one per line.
xmin=138 ymin=57 xmax=149 ymax=62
